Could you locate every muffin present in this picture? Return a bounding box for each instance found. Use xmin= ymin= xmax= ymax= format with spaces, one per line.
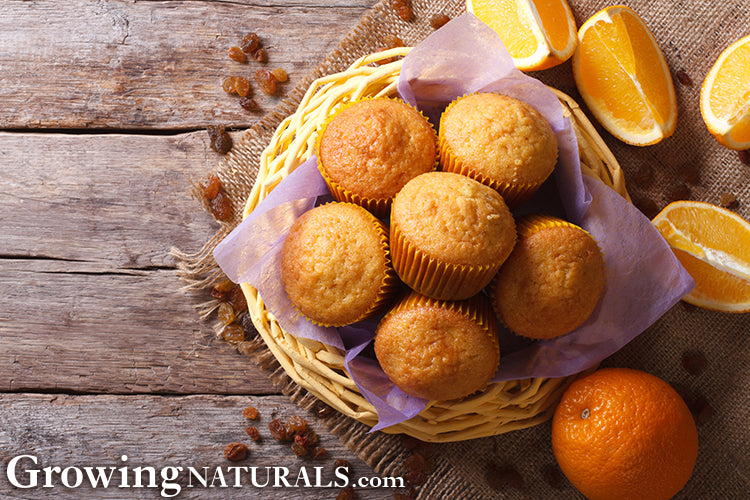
xmin=316 ymin=98 xmax=437 ymax=217
xmin=439 ymin=93 xmax=558 ymax=207
xmin=390 ymin=171 xmax=516 ymax=300
xmin=374 ymin=291 xmax=500 ymax=401
xmin=281 ymin=202 xmax=399 ymax=326
xmin=490 ymin=215 xmax=606 ymax=339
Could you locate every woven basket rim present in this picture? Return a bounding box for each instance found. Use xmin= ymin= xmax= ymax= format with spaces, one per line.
xmin=239 ymin=47 xmax=629 ymax=443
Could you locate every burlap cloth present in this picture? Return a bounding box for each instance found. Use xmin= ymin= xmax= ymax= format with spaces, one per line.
xmin=174 ymin=0 xmax=750 ymax=497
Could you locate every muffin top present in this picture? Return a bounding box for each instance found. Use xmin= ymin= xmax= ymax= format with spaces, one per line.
xmin=374 ymin=293 xmax=499 ymax=401
xmin=440 ymin=93 xmax=558 ymax=188
xmin=317 ymin=98 xmax=437 ymax=201
xmin=391 ymin=172 xmax=516 ymax=267
xmin=491 ymin=219 xmax=606 ymax=339
xmin=281 ymin=202 xmax=392 ymax=326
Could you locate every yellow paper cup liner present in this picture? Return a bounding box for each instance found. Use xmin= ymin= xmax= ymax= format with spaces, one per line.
xmin=438 ymin=95 xmax=552 ymax=208
xmin=296 ymin=202 xmax=401 ymax=327
xmin=315 ymin=97 xmax=438 ymax=219
xmin=390 ymin=216 xmax=504 ymax=301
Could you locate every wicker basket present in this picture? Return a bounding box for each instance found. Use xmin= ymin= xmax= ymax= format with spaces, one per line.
xmin=239 ymin=47 xmax=630 ymax=443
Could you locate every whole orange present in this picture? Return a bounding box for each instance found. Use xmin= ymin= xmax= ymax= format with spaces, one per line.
xmin=551 ymin=367 xmax=698 ymax=500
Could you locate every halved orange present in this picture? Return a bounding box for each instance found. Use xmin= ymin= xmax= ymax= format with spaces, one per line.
xmin=572 ymin=6 xmax=677 ymax=146
xmin=467 ymin=0 xmax=578 ymax=71
xmin=700 ymin=34 xmax=750 ymax=151
xmin=652 ymin=201 xmax=750 ymax=312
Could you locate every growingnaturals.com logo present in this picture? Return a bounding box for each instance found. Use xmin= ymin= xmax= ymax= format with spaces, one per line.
xmin=4 ymin=454 xmax=405 ymax=498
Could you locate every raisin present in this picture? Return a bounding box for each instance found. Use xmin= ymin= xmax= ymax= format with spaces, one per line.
xmin=739 ymin=149 xmax=750 ymax=166
xmin=222 ymin=76 xmax=238 ymax=94
xmin=682 ymin=350 xmax=707 ymax=375
xmin=393 ymin=486 xmax=416 ymax=500
xmin=376 ymin=34 xmax=405 ymax=65
xmin=210 ymin=131 xmax=233 ymax=155
xmin=291 ymin=441 xmax=308 ymax=457
xmin=309 ymin=446 xmax=327 ymax=460
xmin=203 ymin=175 xmax=221 ymax=200
xmin=665 ymin=182 xmax=691 ymax=203
xmin=271 ymin=68 xmax=288 ymax=82
xmin=720 ymin=192 xmax=738 ymax=209
xmin=311 ymin=400 xmax=333 ymax=419
xmin=269 ymin=418 xmax=288 ymax=442
xmin=285 ymin=415 xmax=307 ymax=436
xmin=240 ymin=312 xmax=255 ymax=334
xmin=541 ymin=463 xmax=564 ymax=489
xmin=391 ymin=0 xmax=412 ymax=21
xmin=224 ymin=442 xmax=248 ymax=461
xmin=239 ymin=97 xmax=259 ymax=112
xmin=243 ymin=406 xmax=259 ymax=420
xmin=675 ymin=69 xmax=693 ymax=86
xmin=253 ymin=48 xmax=267 ymax=63
xmin=403 ymin=453 xmax=426 ymax=473
xmin=405 ymin=469 xmax=426 ymax=486
xmin=336 ymin=486 xmax=355 ymax=500
xmin=209 ymin=190 xmax=232 ymax=220
xmin=228 ymin=46 xmax=247 ymax=63
xmin=214 ymin=278 xmax=235 ymax=293
xmin=235 ymin=76 xmax=251 ymax=97
xmin=486 ymin=463 xmax=525 ymax=491
xmin=240 ymin=32 xmax=260 ymax=53
xmin=679 ymin=162 xmax=700 ymax=184
xmin=300 ymin=428 xmax=319 ymax=447
xmin=631 ymin=163 xmax=654 ymax=187
xmin=255 ymin=69 xmax=277 ymax=94
xmin=206 ymin=125 xmax=225 ymax=141
xmin=222 ymin=324 xmax=245 ymax=343
xmin=227 ymin=285 xmax=247 ymax=313
xmin=245 ymin=426 xmax=260 ymax=442
xmin=334 ymin=459 xmax=351 ymax=473
xmin=430 ymin=14 xmax=451 ymax=30
xmin=217 ymin=302 xmax=236 ymax=325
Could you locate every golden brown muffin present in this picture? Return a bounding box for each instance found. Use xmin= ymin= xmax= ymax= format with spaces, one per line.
xmin=390 ymin=171 xmax=516 ymax=300
xmin=374 ymin=291 xmax=500 ymax=401
xmin=439 ymin=93 xmax=558 ymax=207
xmin=490 ymin=215 xmax=606 ymax=339
xmin=281 ymin=202 xmax=399 ymax=327
xmin=316 ymin=98 xmax=437 ymax=217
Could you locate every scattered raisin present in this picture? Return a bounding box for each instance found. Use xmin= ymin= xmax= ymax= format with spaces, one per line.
xmin=228 ymin=46 xmax=247 ymax=63
xmin=271 ymin=68 xmax=288 ymax=82
xmin=376 ymin=35 xmax=405 ymax=65
xmin=227 ymin=285 xmax=248 ymax=313
xmin=245 ymin=426 xmax=261 ymax=442
xmin=222 ymin=76 xmax=238 ymax=94
xmin=224 ymin=442 xmax=248 ymax=461
xmin=286 ymin=415 xmax=308 ymax=436
xmin=222 ymin=324 xmax=245 ymax=343
xmin=239 ymin=97 xmax=259 ymax=111
xmin=403 ymin=453 xmax=427 ymax=474
xmin=269 ymin=418 xmax=288 ymax=442
xmin=682 ymin=350 xmax=707 ymax=375
xmin=334 ymin=459 xmax=351 ymax=474
xmin=679 ymin=162 xmax=700 ymax=184
xmin=217 ymin=302 xmax=236 ymax=325
xmin=255 ymin=69 xmax=277 ymax=94
xmin=393 ymin=485 xmax=417 ymax=500
xmin=253 ymin=48 xmax=267 ymax=63
xmin=739 ymin=149 xmax=750 ymax=166
xmin=391 ymin=0 xmax=412 ymax=22
xmin=542 ymin=463 xmax=565 ymax=489
xmin=291 ymin=440 xmax=308 ymax=457
xmin=209 ymin=190 xmax=232 ymax=220
xmin=405 ymin=469 xmax=426 ymax=486
xmin=429 ymin=14 xmax=451 ymax=30
xmin=675 ymin=69 xmax=693 ymax=86
xmin=665 ymin=182 xmax=691 ymax=203
xmin=486 ymin=463 xmax=525 ymax=491
xmin=211 ymin=277 xmax=234 ymax=299
xmin=400 ymin=435 xmax=435 ymax=459
xmin=210 ymin=131 xmax=233 ymax=155
xmin=309 ymin=446 xmax=328 ymax=460
xmin=720 ymin=192 xmax=738 ymax=209
xmin=631 ymin=163 xmax=654 ymax=187
xmin=243 ymin=406 xmax=259 ymax=420
xmin=311 ymin=400 xmax=333 ymax=419
xmin=203 ymin=175 xmax=221 ymax=201
xmin=336 ymin=486 xmax=355 ymax=500
xmin=240 ymin=311 xmax=255 ymax=334
xmin=235 ymin=76 xmax=251 ymax=97
xmin=207 ymin=124 xmax=226 ymax=140
xmin=240 ymin=32 xmax=260 ymax=54
xmin=299 ymin=427 xmax=319 ymax=448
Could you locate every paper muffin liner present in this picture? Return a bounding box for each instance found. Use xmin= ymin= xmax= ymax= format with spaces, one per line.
xmin=390 ymin=215 xmax=506 ymax=301
xmin=296 ymin=202 xmax=401 ymax=328
xmin=438 ymin=94 xmax=552 ymax=208
xmin=315 ymin=97 xmax=438 ymax=219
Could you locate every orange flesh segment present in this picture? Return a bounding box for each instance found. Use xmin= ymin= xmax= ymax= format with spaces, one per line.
xmin=535 ymin=0 xmax=571 ymax=52
xmin=672 ymin=248 xmax=750 ymax=306
xmin=471 ymin=0 xmax=537 ymax=59
xmin=709 ymin=41 xmax=750 ymax=122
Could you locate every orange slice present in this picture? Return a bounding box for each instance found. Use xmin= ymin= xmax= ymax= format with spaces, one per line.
xmin=572 ymin=6 xmax=677 ymax=146
xmin=652 ymin=201 xmax=750 ymax=312
xmin=467 ymin=0 xmax=578 ymax=71
xmin=700 ymin=34 xmax=750 ymax=151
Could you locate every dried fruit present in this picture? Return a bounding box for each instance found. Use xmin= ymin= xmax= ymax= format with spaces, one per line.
xmin=209 ymin=190 xmax=232 ymax=220
xmin=403 ymin=453 xmax=427 ymax=473
xmin=217 ymin=302 xmax=236 ymax=325
xmin=393 ymin=486 xmax=417 ymax=500
xmin=271 ymin=68 xmax=288 ymax=82
xmin=376 ymin=35 xmax=406 ymax=65
xmin=286 ymin=415 xmax=307 ymax=436
xmin=243 ymin=406 xmax=259 ymax=420
xmin=240 ymin=32 xmax=260 ymax=53
xmin=336 ymin=486 xmax=355 ymax=500
xmin=391 ymin=0 xmax=412 ymax=22
xmin=203 ymin=175 xmax=221 ymax=200
xmin=665 ymin=182 xmax=691 ymax=203
xmin=221 ymin=324 xmax=245 ymax=343
xmin=681 ymin=350 xmax=707 ymax=375
xmin=675 ymin=69 xmax=693 ymax=86
xmin=245 ymin=426 xmax=260 ymax=442
xmin=227 ymin=285 xmax=248 ymax=313
xmin=239 ymin=97 xmax=259 ymax=111
xmin=240 ymin=312 xmax=255 ymax=334
xmin=309 ymin=446 xmax=327 ymax=460
xmin=311 ymin=400 xmax=333 ymax=419
xmin=222 ymin=76 xmax=238 ymax=94
xmin=253 ymin=48 xmax=267 ymax=63
xmin=430 ymin=14 xmax=451 ymax=30
xmin=224 ymin=442 xmax=248 ymax=461
xmin=255 ymin=69 xmax=277 ymax=94
xmin=228 ymin=46 xmax=247 ymax=63
xmin=208 ymin=127 xmax=233 ymax=155
xmin=269 ymin=418 xmax=288 ymax=442
xmin=235 ymin=77 xmax=251 ymax=98
xmin=334 ymin=459 xmax=351 ymax=473
xmin=720 ymin=192 xmax=738 ymax=209
xmin=291 ymin=441 xmax=308 ymax=457
xmin=405 ymin=469 xmax=426 ymax=486
xmin=739 ymin=149 xmax=750 ymax=166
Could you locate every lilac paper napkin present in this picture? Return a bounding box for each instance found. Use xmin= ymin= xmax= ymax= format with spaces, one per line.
xmin=214 ymin=13 xmax=694 ymax=432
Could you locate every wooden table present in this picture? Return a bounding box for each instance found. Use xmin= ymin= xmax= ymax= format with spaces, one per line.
xmin=0 ymin=1 xmax=396 ymax=498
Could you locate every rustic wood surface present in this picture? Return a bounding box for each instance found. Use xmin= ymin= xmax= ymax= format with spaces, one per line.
xmin=0 ymin=1 xmax=392 ymax=498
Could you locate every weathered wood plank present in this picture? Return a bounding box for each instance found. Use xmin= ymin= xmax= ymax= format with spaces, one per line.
xmin=0 ymin=0 xmax=379 ymax=130
xmin=1 ymin=260 xmax=277 ymax=394
xmin=0 ymin=393 xmax=393 ymax=499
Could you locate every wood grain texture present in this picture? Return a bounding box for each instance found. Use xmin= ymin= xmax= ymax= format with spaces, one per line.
xmin=0 ymin=393 xmax=394 ymax=499
xmin=0 ymin=0 xmax=378 ymax=130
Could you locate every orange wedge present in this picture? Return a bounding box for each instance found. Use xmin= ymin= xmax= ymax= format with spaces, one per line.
xmin=467 ymin=0 xmax=578 ymax=71
xmin=652 ymin=201 xmax=750 ymax=312
xmin=700 ymin=34 xmax=750 ymax=151
xmin=572 ymin=6 xmax=677 ymax=146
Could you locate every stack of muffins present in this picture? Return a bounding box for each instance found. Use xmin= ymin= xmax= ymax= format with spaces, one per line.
xmin=281 ymin=93 xmax=606 ymax=403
